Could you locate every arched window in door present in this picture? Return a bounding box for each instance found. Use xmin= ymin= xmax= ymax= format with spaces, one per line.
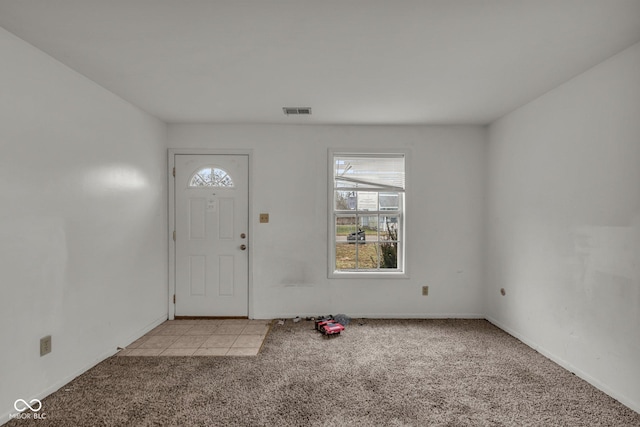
xmin=189 ymin=167 xmax=234 ymax=188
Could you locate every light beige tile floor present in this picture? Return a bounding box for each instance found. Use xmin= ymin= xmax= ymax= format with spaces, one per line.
xmin=117 ymin=319 xmax=271 ymax=357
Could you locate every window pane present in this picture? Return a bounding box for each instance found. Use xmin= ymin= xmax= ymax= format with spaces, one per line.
xmin=357 ymin=192 xmax=378 ymax=211
xmin=376 ymin=242 xmax=398 ymax=269
xmin=189 ymin=167 xmax=234 ymax=188
xmin=356 ymin=243 xmax=378 ymax=270
xmin=379 ymin=192 xmax=400 ymax=211
xmin=359 ymin=215 xmax=378 ymax=241
xmin=336 ymin=216 xmax=356 ymax=241
xmin=380 ymin=215 xmax=399 ymax=241
xmin=335 ymin=191 xmax=356 ymax=210
xmin=334 ymin=155 xmax=405 ymax=190
xmin=335 ymin=243 xmax=356 ymax=270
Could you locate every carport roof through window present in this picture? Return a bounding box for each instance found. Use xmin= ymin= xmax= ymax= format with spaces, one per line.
xmin=334 ymin=155 xmax=405 ymax=191
xmin=189 ymin=167 xmax=234 ymax=188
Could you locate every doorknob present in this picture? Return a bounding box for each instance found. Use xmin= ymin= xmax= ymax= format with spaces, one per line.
xmin=240 ymin=244 xmax=247 ymax=250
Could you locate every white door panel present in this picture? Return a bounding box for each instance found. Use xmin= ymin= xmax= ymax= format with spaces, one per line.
xmin=174 ymin=154 xmax=248 ymax=316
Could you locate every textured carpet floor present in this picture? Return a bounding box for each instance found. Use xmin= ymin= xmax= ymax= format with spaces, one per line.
xmin=6 ymin=319 xmax=639 ymax=426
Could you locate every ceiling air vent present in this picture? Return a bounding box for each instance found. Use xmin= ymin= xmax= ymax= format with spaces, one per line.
xmin=283 ymin=107 xmax=312 ymax=116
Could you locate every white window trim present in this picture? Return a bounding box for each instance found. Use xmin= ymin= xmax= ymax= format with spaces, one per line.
xmin=327 ymin=149 xmax=409 ymax=279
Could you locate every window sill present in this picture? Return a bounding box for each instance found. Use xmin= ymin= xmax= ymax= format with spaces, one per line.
xmin=328 ymin=271 xmax=409 ymax=280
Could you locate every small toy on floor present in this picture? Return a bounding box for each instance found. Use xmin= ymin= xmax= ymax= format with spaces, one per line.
xmin=314 ymin=315 xmax=345 ymax=337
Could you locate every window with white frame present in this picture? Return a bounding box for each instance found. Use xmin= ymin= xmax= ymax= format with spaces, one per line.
xmin=330 ymin=152 xmax=405 ymax=275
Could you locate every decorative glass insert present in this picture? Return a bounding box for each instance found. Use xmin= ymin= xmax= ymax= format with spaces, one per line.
xmin=189 ymin=167 xmax=234 ymax=188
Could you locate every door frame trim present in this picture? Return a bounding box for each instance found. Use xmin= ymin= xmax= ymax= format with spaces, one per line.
xmin=168 ymin=149 xmax=253 ymax=320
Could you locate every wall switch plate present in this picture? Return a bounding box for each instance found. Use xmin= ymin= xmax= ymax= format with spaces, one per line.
xmin=40 ymin=335 xmax=52 ymax=356
xmin=259 ymin=213 xmax=269 ymax=223
xmin=422 ymin=286 xmax=429 ymax=296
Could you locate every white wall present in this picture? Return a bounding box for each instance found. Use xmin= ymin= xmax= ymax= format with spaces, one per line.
xmin=0 ymin=28 xmax=168 ymax=422
xmin=169 ymin=124 xmax=486 ymax=319
xmin=1 ymin=13 xmax=637 ymax=422
xmin=486 ymin=42 xmax=640 ymax=412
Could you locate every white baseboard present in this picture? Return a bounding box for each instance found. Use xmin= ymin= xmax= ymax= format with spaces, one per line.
xmin=485 ymin=316 xmax=640 ymax=414
xmin=253 ymin=313 xmax=486 ymax=320
xmin=119 ymin=314 xmax=168 ymax=348
xmin=0 ymin=314 xmax=167 ymax=425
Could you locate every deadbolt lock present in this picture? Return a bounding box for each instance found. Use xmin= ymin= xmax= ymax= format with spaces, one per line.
xmin=240 ymin=233 xmax=246 ymax=239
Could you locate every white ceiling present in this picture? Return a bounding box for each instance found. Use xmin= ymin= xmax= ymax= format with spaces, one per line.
xmin=1 ymin=0 xmax=640 ymax=125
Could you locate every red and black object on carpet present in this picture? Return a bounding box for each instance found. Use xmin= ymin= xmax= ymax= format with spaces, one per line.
xmin=320 ymin=322 xmax=345 ymax=336
xmin=314 ymin=316 xmax=334 ymax=331
xmin=315 ymin=317 xmax=345 ymax=336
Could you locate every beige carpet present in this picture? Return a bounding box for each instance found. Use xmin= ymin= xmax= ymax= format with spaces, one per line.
xmin=7 ymin=319 xmax=639 ymax=426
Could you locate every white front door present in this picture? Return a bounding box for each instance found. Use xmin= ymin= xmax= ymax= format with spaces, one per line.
xmin=174 ymin=154 xmax=249 ymax=316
